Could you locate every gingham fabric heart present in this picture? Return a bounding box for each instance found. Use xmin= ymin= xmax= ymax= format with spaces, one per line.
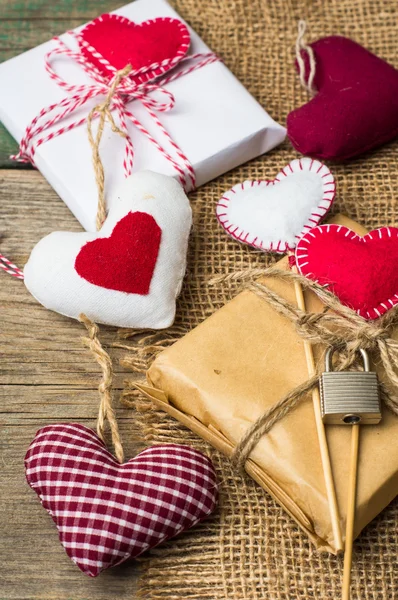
xmin=25 ymin=423 xmax=218 ymax=576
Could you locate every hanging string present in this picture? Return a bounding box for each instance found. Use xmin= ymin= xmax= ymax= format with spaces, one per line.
xmin=79 ymin=314 xmax=124 ymax=463
xmin=86 ymin=64 xmax=133 ymax=231
xmin=78 ymin=65 xmax=141 ymax=463
xmin=295 ymin=20 xmax=317 ymax=95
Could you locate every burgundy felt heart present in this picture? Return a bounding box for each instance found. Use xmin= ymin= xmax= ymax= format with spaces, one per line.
xmin=74 ymin=211 xmax=161 ymax=295
xmin=287 ymin=36 xmax=398 ymax=160
xmin=295 ymin=224 xmax=398 ymax=320
xmin=80 ymin=13 xmax=190 ymax=84
xmin=25 ymin=423 xmax=218 ymax=577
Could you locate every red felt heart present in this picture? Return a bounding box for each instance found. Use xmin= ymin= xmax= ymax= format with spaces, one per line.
xmin=74 ymin=211 xmax=161 ymax=295
xmin=295 ymin=224 xmax=398 ymax=320
xmin=25 ymin=423 xmax=218 ymax=577
xmin=287 ymin=36 xmax=398 ymax=160
xmin=80 ymin=13 xmax=190 ymax=84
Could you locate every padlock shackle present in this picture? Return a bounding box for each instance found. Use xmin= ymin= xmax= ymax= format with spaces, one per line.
xmin=324 ymin=347 xmax=370 ymax=372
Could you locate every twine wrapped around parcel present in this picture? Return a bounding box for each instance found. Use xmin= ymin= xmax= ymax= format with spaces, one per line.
xmin=228 ymin=267 xmax=398 ymax=470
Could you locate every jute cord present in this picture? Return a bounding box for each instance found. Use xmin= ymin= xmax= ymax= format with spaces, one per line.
xmin=220 ymin=267 xmax=398 ymax=470
xmin=296 ymin=20 xmax=317 ymax=95
xmin=87 ymin=64 xmax=133 ymax=232
xmin=79 ymin=64 xmax=132 ymax=462
xmin=79 ymin=314 xmax=124 ymax=463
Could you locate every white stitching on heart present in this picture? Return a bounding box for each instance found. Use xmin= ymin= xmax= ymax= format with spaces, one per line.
xmin=80 ymin=14 xmax=191 ymax=85
xmin=296 ymin=224 xmax=398 ymax=320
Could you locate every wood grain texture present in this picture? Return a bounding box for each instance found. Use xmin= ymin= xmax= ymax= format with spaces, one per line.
xmin=0 ymin=0 xmax=124 ymax=19
xmin=0 ymin=170 xmax=142 ymax=598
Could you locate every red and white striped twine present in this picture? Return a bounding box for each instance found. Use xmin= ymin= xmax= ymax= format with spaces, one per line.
xmin=0 ymin=253 xmax=24 ymax=280
xmin=11 ymin=30 xmax=220 ymax=193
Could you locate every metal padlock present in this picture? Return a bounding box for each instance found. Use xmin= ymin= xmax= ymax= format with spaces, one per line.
xmin=320 ymin=348 xmax=382 ymax=425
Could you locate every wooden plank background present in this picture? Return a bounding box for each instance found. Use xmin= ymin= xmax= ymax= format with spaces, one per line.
xmin=0 ymin=2 xmax=144 ymax=598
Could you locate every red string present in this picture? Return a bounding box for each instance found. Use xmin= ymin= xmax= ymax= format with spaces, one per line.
xmin=0 ymin=253 xmax=24 ymax=279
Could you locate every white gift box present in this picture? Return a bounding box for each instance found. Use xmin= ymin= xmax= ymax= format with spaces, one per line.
xmin=0 ymin=0 xmax=286 ymax=232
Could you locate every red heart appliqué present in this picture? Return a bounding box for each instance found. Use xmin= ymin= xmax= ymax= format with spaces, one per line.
xmin=80 ymin=13 xmax=191 ymax=84
xmin=25 ymin=423 xmax=218 ymax=577
xmin=295 ymin=224 xmax=398 ymax=320
xmin=287 ymin=36 xmax=398 ymax=160
xmin=74 ymin=211 xmax=161 ymax=295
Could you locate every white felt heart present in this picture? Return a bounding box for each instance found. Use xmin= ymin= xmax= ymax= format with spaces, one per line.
xmin=24 ymin=171 xmax=192 ymax=328
xmin=216 ymin=158 xmax=335 ymax=253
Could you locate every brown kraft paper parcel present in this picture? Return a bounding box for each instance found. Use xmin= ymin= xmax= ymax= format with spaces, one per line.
xmin=134 ymin=214 xmax=398 ymax=554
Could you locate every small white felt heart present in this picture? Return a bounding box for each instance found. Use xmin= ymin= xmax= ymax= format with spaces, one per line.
xmin=216 ymin=158 xmax=335 ymax=253
xmin=24 ymin=171 xmax=192 ymax=329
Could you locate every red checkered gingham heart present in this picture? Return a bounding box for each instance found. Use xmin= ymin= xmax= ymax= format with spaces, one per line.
xmin=25 ymin=423 xmax=218 ymax=576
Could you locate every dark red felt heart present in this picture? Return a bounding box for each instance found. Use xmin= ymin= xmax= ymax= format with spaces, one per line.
xmin=25 ymin=423 xmax=218 ymax=576
xmin=295 ymin=224 xmax=398 ymax=320
xmin=74 ymin=211 xmax=161 ymax=295
xmin=80 ymin=13 xmax=190 ymax=84
xmin=287 ymin=36 xmax=398 ymax=160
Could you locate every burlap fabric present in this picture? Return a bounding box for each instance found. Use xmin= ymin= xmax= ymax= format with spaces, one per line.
xmin=125 ymin=0 xmax=398 ymax=597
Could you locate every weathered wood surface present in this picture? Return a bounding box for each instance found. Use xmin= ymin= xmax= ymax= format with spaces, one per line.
xmin=0 ymin=171 xmax=141 ymax=598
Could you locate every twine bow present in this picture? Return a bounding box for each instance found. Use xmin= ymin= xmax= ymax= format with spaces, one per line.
xmin=12 ymin=30 xmax=220 ymax=192
xmin=232 ymin=267 xmax=398 ymax=469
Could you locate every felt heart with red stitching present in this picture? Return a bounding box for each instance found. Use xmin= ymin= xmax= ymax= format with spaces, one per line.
xmin=25 ymin=423 xmax=218 ymax=577
xmin=295 ymin=224 xmax=398 ymax=320
xmin=80 ymin=13 xmax=191 ymax=84
xmin=216 ymin=158 xmax=335 ymax=253
xmin=287 ymin=36 xmax=398 ymax=161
